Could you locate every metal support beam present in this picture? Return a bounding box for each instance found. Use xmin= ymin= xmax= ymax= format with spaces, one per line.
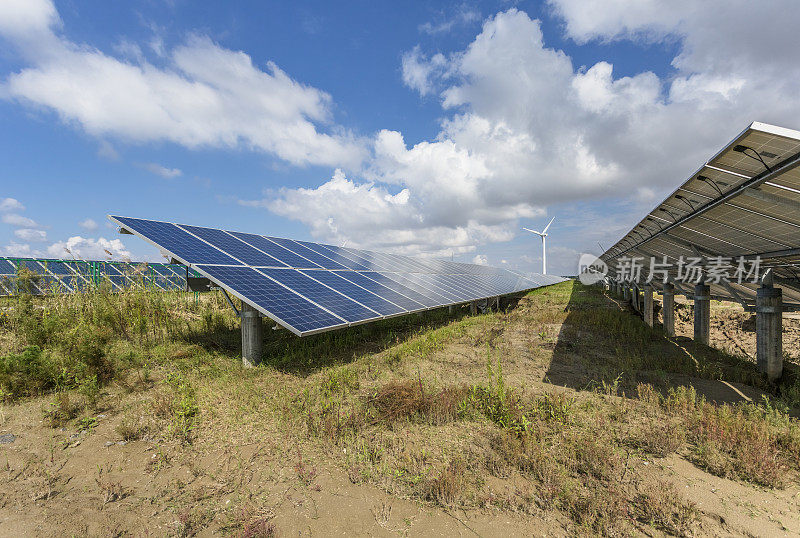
xmin=611 ymin=148 xmax=800 ymax=259
xmin=694 ymin=283 xmax=710 ymax=345
xmin=241 ymin=302 xmax=262 ymax=367
xmin=470 ymin=301 xmax=477 ymax=315
xmin=643 ymin=284 xmax=654 ymax=327
xmin=662 ymin=283 xmax=675 ymax=337
xmin=220 ymin=288 xmax=240 ymax=317
xmin=756 ymin=276 xmax=783 ymax=381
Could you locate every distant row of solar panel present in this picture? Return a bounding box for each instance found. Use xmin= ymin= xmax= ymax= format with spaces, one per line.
xmin=0 ymin=257 xmax=197 ymax=296
xmin=110 ymin=215 xmax=566 ymax=336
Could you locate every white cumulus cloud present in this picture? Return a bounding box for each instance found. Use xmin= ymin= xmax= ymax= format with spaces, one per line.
xmin=266 ymin=5 xmax=800 ymax=268
xmin=2 ymin=213 xmax=39 ymax=228
xmin=0 ymin=198 xmax=25 ymax=212
xmin=141 ymin=162 xmax=182 ymax=179
xmin=0 ymin=1 xmax=367 ymax=169
xmin=78 ymin=218 xmax=98 ymax=231
xmin=14 ymin=228 xmax=47 ymax=242
xmin=47 ymin=236 xmax=131 ymax=261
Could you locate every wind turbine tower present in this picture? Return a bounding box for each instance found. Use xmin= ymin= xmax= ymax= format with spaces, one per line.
xmin=523 ymin=216 xmax=555 ymax=275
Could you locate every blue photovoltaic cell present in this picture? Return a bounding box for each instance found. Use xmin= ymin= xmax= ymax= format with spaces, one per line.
xmin=258 ymin=268 xmax=380 ymax=323
xmin=266 ymin=237 xmax=347 ymax=270
xmin=41 ymin=261 xmax=74 ymax=276
xmin=229 ymin=231 xmax=321 ymax=269
xmin=14 ymin=259 xmax=43 ymax=273
xmin=112 ymin=216 xmax=240 ymax=265
xmin=333 ymin=271 xmax=426 ymax=312
xmin=179 ymin=224 xmax=287 ymax=267
xmin=359 ymin=272 xmax=440 ymax=308
xmin=325 ymin=247 xmax=391 ymax=271
xmin=407 ymin=273 xmax=470 ymax=302
xmin=378 ymin=272 xmax=455 ymax=304
xmin=300 ymin=270 xmax=404 ymax=316
xmin=64 ymin=262 xmax=90 ymax=276
xmin=149 ymin=265 xmax=173 ymax=277
xmin=297 ymin=241 xmax=372 ymax=271
xmin=196 ymin=265 xmax=345 ymax=334
xmin=105 ymin=275 xmax=127 ymax=288
xmin=106 ymin=264 xmax=125 ymax=275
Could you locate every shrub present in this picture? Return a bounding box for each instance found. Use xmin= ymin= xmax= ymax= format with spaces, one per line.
xmin=0 ymin=346 xmax=56 ymax=400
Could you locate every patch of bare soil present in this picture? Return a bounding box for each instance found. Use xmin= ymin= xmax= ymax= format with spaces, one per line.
xmin=1 ymin=283 xmax=798 ymax=536
xmin=0 ymin=393 xmax=563 ymax=537
xmin=666 ymin=297 xmax=800 ymax=366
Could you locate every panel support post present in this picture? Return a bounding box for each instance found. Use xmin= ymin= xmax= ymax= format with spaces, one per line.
xmin=470 ymin=301 xmax=477 ymax=315
xmin=241 ymin=302 xmax=262 ymax=367
xmin=643 ymin=284 xmax=654 ymax=327
xmin=495 ymin=296 xmax=501 ymax=311
xmin=662 ymin=283 xmax=675 ymax=337
xmin=756 ymin=283 xmax=783 ymax=381
xmin=693 ymin=283 xmax=710 ymax=345
xmin=448 ymin=305 xmax=454 ymax=314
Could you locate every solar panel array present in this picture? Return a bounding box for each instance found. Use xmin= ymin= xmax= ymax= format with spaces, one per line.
xmin=0 ymin=257 xmax=198 ymax=296
xmin=109 ymin=215 xmax=566 ymax=336
xmin=600 ymin=121 xmax=800 ymax=309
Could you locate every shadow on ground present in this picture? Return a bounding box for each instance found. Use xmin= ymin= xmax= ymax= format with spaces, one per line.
xmin=181 ymin=297 xmax=524 ymax=377
xmin=543 ymin=282 xmax=798 ymax=407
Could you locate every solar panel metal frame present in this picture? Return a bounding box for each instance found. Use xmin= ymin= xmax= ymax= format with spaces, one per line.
xmin=600 ymin=121 xmax=800 ymax=309
xmin=108 ymin=215 xmax=565 ymax=336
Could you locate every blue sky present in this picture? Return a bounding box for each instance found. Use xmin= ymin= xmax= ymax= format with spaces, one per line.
xmin=1 ymin=0 xmax=796 ymax=275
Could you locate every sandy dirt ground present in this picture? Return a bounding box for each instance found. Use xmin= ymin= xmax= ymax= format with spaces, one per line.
xmin=1 ymin=285 xmax=798 ymax=536
xmin=664 ymin=296 xmax=800 ymax=367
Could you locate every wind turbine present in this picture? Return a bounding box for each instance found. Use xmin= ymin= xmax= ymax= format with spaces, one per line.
xmin=523 ymin=216 xmax=555 ymax=275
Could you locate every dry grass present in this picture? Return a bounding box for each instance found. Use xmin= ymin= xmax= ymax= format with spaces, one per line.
xmin=2 ymin=280 xmax=799 ymax=536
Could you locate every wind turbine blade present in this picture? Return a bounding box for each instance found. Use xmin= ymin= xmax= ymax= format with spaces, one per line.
xmin=542 ymin=216 xmax=555 ymax=234
xmin=522 ymin=227 xmax=542 ymax=235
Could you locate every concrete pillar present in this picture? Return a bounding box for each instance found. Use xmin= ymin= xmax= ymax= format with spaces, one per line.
xmin=470 ymin=301 xmax=477 ymax=315
xmin=662 ymin=283 xmax=675 ymax=337
xmin=693 ymin=283 xmax=710 ymax=345
xmin=756 ymin=285 xmax=783 ymax=381
xmin=448 ymin=305 xmax=454 ymax=314
xmin=495 ymin=296 xmax=501 ymax=311
xmin=643 ymin=285 xmax=654 ymax=327
xmin=241 ymin=302 xmax=263 ymax=367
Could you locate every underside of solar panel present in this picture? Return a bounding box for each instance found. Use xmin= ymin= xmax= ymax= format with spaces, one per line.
xmin=600 ymin=121 xmax=800 ymax=308
xmin=108 ymin=215 xmax=566 ymax=337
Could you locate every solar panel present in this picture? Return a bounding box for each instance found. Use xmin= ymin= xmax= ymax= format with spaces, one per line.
xmin=296 ymin=241 xmax=373 ymax=271
xmin=180 ymin=224 xmax=288 ymax=267
xmin=229 ymin=231 xmax=321 ymax=269
xmin=299 ymin=269 xmax=405 ymax=316
xmin=601 ymin=120 xmax=800 ymax=309
xmin=108 ymin=215 xmax=566 ymax=336
xmin=196 ymin=265 xmax=346 ymax=334
xmin=266 ymin=236 xmax=348 ymax=270
xmin=113 ymin=216 xmax=240 ymax=265
xmin=257 ymin=268 xmax=381 ymax=324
